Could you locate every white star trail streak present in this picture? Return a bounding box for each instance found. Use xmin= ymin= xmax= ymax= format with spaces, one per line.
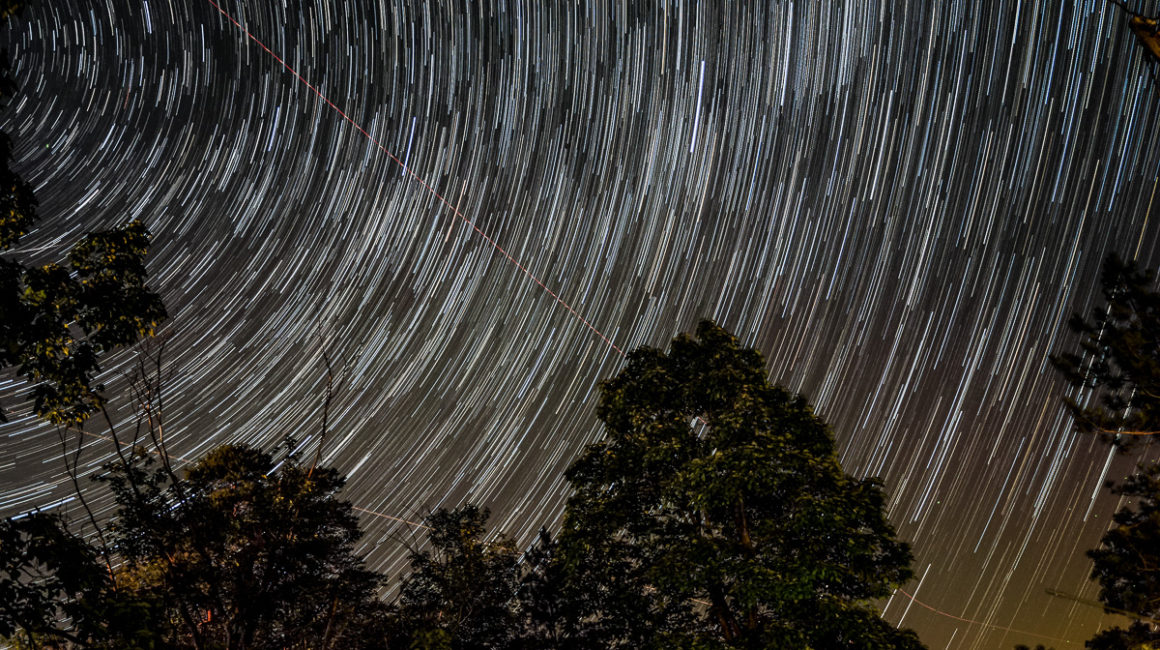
xmin=3 ymin=1 xmax=1160 ymax=647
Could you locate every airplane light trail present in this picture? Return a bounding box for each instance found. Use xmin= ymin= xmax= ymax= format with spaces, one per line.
xmin=6 ymin=1 xmax=1158 ymax=646
xmin=204 ymin=0 xmax=625 ymax=357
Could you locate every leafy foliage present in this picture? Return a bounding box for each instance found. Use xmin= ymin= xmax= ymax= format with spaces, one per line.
xmin=0 ymin=1 xmax=25 ymax=23
xmin=394 ymin=505 xmax=522 ymax=650
xmin=0 ymin=128 xmax=36 ymax=251
xmin=0 ymin=445 xmax=388 ymax=650
xmin=0 ymin=81 xmax=165 ymax=424
xmin=511 ymin=528 xmax=582 ymax=649
xmin=0 ymin=512 xmax=106 ymax=644
xmin=558 ymin=320 xmax=924 ymax=649
xmin=0 ymin=1 xmax=40 ymax=400
xmin=0 ymin=1 xmax=164 ymax=424
xmin=1084 ymin=621 xmax=1160 ymax=650
xmin=0 ymin=512 xmax=163 ymax=649
xmin=0 ymin=321 xmax=936 ymax=649
xmin=1053 ymin=253 xmax=1160 ymax=648
xmin=1052 ymin=254 xmax=1160 ymax=446
xmin=101 ymin=443 xmax=387 ymax=650
xmin=1084 ymin=465 xmax=1160 ymax=649
xmin=0 ymin=220 xmax=167 ymax=424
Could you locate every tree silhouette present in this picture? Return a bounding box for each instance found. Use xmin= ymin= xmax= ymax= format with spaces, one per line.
xmin=393 ymin=505 xmax=522 ymax=650
xmin=1052 ymin=254 xmax=1160 ymax=446
xmin=1054 ymin=253 xmax=1160 ymax=648
xmin=0 ymin=511 xmax=164 ymax=649
xmin=0 ymin=0 xmax=165 ymax=426
xmin=557 ymin=320 xmax=925 ymax=649
xmin=1084 ymin=465 xmax=1160 ymax=649
xmin=102 ymin=443 xmax=387 ymax=650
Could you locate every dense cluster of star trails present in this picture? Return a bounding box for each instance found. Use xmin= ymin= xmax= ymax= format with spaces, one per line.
xmin=4 ymin=1 xmax=1160 ymax=646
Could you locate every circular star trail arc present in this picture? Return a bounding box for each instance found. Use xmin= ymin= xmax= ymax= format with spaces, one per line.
xmin=203 ymin=0 xmax=625 ymax=357
xmin=4 ymin=1 xmax=1160 ymax=647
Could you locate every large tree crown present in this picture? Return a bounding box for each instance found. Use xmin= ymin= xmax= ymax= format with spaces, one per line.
xmin=561 ymin=320 xmax=921 ymax=648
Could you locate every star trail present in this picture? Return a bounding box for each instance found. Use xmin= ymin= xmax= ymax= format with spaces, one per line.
xmin=3 ymin=1 xmax=1160 ymax=647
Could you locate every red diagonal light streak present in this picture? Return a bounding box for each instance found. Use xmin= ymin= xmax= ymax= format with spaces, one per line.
xmin=204 ymin=0 xmax=624 ymax=357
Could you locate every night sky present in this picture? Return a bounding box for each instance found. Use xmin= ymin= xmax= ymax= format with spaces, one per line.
xmin=3 ymin=1 xmax=1160 ymax=647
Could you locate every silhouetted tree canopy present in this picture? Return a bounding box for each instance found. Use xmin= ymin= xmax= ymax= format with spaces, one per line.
xmin=1054 ymin=253 xmax=1160 ymax=649
xmin=0 ymin=511 xmax=162 ymax=649
xmin=1 ymin=317 xmax=939 ymax=648
xmin=510 ymin=528 xmax=578 ymax=649
xmin=556 ymin=320 xmax=925 ymax=649
xmin=1 ymin=220 xmax=168 ymax=424
xmin=2 ymin=444 xmax=390 ymax=649
xmin=1052 ymin=254 xmax=1160 ymax=446
xmin=1083 ymin=464 xmax=1160 ymax=650
xmin=0 ymin=11 xmax=165 ymax=424
xmin=393 ymin=505 xmax=521 ymax=650
xmin=104 ymin=443 xmax=388 ymax=650
xmin=0 ymin=9 xmax=173 ymax=643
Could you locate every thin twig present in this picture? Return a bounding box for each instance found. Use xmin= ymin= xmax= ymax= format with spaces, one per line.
xmin=1104 ymin=0 xmax=1143 ymax=16
xmin=308 ymin=350 xmax=334 ymax=479
xmin=56 ymin=424 xmax=113 ymax=576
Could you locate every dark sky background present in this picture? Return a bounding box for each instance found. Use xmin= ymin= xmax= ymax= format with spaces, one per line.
xmin=3 ymin=1 xmax=1160 ymax=647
